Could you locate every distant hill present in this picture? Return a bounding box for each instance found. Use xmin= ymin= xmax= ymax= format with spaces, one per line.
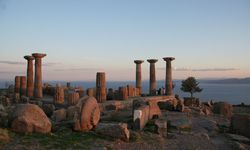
xmin=202 ymin=77 xmax=250 ymax=84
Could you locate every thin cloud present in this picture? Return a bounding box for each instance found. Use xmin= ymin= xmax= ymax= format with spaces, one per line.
xmin=0 ymin=60 xmax=25 ymax=65
xmin=54 ymin=68 xmax=102 ymax=72
xmin=0 ymin=60 xmax=60 ymax=66
xmin=173 ymin=68 xmax=238 ymax=72
xmin=0 ymin=71 xmax=25 ymax=74
xmin=192 ymin=68 xmax=238 ymax=72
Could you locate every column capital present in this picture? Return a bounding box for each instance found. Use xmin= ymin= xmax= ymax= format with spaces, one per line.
xmin=163 ymin=57 xmax=175 ymax=62
xmin=147 ymin=59 xmax=158 ymax=63
xmin=24 ymin=55 xmax=35 ymax=61
xmin=134 ymin=60 xmax=144 ymax=64
xmin=32 ymin=53 xmax=46 ymax=59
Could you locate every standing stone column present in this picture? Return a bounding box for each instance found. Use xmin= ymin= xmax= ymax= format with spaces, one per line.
xmin=163 ymin=57 xmax=175 ymax=96
xmin=119 ymin=86 xmax=128 ymax=100
xmin=24 ymin=55 xmax=35 ymax=97
xmin=68 ymin=91 xmax=80 ymax=106
xmin=32 ymin=53 xmax=46 ymax=99
xmin=20 ymin=76 xmax=27 ymax=96
xmin=54 ymin=84 xmax=64 ymax=104
xmin=134 ymin=60 xmax=144 ymax=95
xmin=14 ymin=76 xmax=21 ymax=93
xmin=147 ymin=59 xmax=158 ymax=95
xmin=96 ymin=72 xmax=106 ymax=103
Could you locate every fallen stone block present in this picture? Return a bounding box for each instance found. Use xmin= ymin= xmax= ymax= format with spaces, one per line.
xmin=51 ymin=108 xmax=67 ymax=122
xmin=212 ymin=102 xmax=233 ymax=119
xmin=10 ymin=104 xmax=51 ymax=134
xmin=95 ymin=123 xmax=130 ymax=142
xmin=147 ymin=99 xmax=162 ymax=119
xmin=42 ymin=103 xmax=55 ymax=117
xmin=73 ymin=96 xmax=100 ymax=132
xmin=133 ymin=105 xmax=149 ymax=130
xmin=231 ymin=114 xmax=250 ymax=138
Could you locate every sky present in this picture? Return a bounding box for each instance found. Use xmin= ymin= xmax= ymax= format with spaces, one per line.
xmin=0 ymin=0 xmax=250 ymax=81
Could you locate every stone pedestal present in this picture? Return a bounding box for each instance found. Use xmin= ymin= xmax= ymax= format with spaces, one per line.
xmin=54 ymin=84 xmax=64 ymax=104
xmin=163 ymin=57 xmax=175 ymax=96
xmin=14 ymin=76 xmax=21 ymax=93
xmin=147 ymin=59 xmax=158 ymax=95
xmin=24 ymin=55 xmax=35 ymax=97
xmin=20 ymin=76 xmax=27 ymax=96
xmin=96 ymin=72 xmax=106 ymax=103
xmin=134 ymin=60 xmax=144 ymax=95
xmin=32 ymin=53 xmax=46 ymax=99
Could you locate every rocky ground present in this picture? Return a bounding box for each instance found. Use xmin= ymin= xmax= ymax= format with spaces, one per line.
xmin=0 ymin=88 xmax=250 ymax=150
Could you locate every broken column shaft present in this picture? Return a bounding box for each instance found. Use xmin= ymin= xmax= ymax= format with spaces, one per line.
xmin=14 ymin=76 xmax=21 ymax=93
xmin=20 ymin=76 xmax=27 ymax=96
xmin=32 ymin=53 xmax=46 ymax=99
xmin=134 ymin=60 xmax=144 ymax=95
xmin=24 ymin=55 xmax=35 ymax=97
xmin=96 ymin=72 xmax=106 ymax=103
xmin=163 ymin=57 xmax=175 ymax=96
xmin=147 ymin=59 xmax=158 ymax=95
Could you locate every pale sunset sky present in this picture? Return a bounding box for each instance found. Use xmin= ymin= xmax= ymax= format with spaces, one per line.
xmin=0 ymin=0 xmax=249 ymax=81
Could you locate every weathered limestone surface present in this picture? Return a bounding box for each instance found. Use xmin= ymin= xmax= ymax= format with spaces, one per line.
xmin=24 ymin=55 xmax=35 ymax=97
xmin=212 ymin=102 xmax=233 ymax=119
xmin=10 ymin=104 xmax=51 ymax=133
xmin=14 ymin=76 xmax=21 ymax=94
xmin=51 ymin=108 xmax=67 ymax=122
xmin=133 ymin=105 xmax=149 ymax=130
xmin=147 ymin=59 xmax=158 ymax=95
xmin=87 ymin=88 xmax=94 ymax=97
xmin=134 ymin=60 xmax=144 ymax=95
xmin=163 ymin=57 xmax=175 ymax=96
xmin=231 ymin=114 xmax=250 ymax=138
xmin=95 ymin=123 xmax=130 ymax=142
xmin=20 ymin=76 xmax=27 ymax=97
xmin=96 ymin=72 xmax=106 ymax=103
xmin=72 ymin=96 xmax=100 ymax=132
xmin=32 ymin=53 xmax=46 ymax=98
xmin=54 ymin=85 xmax=64 ymax=104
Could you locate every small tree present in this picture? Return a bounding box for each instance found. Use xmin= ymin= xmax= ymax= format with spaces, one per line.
xmin=181 ymin=77 xmax=202 ymax=98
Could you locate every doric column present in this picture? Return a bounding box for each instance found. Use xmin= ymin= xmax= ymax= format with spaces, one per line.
xmin=32 ymin=53 xmax=46 ymax=98
xmin=134 ymin=60 xmax=144 ymax=95
xmin=147 ymin=59 xmax=158 ymax=95
xmin=20 ymin=76 xmax=27 ymax=96
xmin=96 ymin=72 xmax=106 ymax=103
xmin=163 ymin=57 xmax=175 ymax=95
xmin=24 ymin=55 xmax=35 ymax=97
xmin=119 ymin=86 xmax=128 ymax=100
xmin=14 ymin=76 xmax=21 ymax=93
xmin=54 ymin=84 xmax=64 ymax=104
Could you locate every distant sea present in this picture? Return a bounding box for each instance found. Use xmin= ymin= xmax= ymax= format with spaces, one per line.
xmin=1 ymin=80 xmax=250 ymax=105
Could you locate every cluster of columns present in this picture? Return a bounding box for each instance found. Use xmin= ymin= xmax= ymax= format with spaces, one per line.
xmin=14 ymin=53 xmax=46 ymax=99
xmin=134 ymin=57 xmax=175 ymax=96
